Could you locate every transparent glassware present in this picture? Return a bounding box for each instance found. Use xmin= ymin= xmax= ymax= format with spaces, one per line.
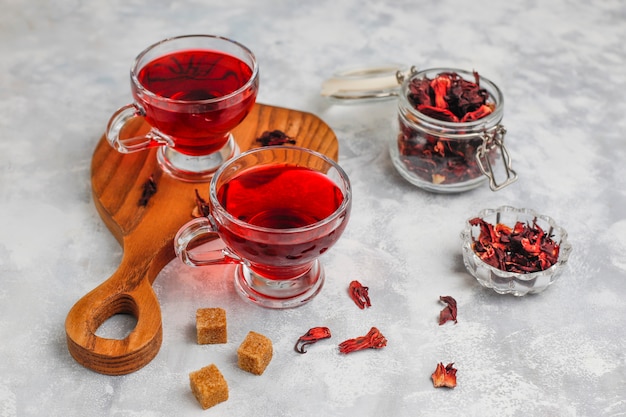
xmin=106 ymin=34 xmax=259 ymax=182
xmin=461 ymin=206 xmax=572 ymax=296
xmin=174 ymin=146 xmax=352 ymax=308
xmin=391 ymin=68 xmax=517 ymax=193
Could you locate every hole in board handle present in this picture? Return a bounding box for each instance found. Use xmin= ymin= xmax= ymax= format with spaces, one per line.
xmin=94 ymin=313 xmax=138 ymax=340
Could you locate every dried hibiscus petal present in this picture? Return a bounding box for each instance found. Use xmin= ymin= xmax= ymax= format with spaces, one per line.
xmin=430 ymin=76 xmax=452 ymax=109
xmin=431 ymin=362 xmax=457 ymax=388
xmin=438 ymin=295 xmax=458 ymax=325
xmin=407 ymin=71 xmax=492 ymax=122
xmin=338 ymin=327 xmax=387 ymax=354
xmin=138 ymin=175 xmax=157 ymax=206
xmin=256 ymin=129 xmax=296 ymax=146
xmin=470 ymin=217 xmax=560 ymax=273
xmin=416 ymin=105 xmax=460 ymax=122
xmin=348 ymin=280 xmax=371 ymax=309
xmin=191 ymin=189 xmax=210 ymax=218
xmin=460 ymin=104 xmax=495 ymax=122
xmin=294 ymin=327 xmax=332 ymax=354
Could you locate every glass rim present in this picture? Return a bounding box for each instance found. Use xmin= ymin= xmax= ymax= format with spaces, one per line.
xmin=209 ymin=146 xmax=352 ymax=234
xmin=130 ymin=34 xmax=259 ymax=105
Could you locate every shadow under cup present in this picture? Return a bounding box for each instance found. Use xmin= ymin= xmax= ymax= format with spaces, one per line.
xmin=175 ymin=146 xmax=352 ymax=308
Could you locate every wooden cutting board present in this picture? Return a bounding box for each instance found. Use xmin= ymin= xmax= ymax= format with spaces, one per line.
xmin=65 ymin=103 xmax=338 ymax=375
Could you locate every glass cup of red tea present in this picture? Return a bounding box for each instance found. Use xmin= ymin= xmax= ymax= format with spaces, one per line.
xmin=105 ymin=34 xmax=259 ymax=182
xmin=174 ymin=146 xmax=352 ymax=308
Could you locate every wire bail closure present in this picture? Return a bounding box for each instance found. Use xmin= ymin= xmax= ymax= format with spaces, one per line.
xmin=395 ymin=65 xmax=418 ymax=85
xmin=476 ymin=125 xmax=518 ymax=191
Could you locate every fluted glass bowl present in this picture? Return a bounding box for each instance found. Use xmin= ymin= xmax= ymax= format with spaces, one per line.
xmin=461 ymin=206 xmax=572 ymax=296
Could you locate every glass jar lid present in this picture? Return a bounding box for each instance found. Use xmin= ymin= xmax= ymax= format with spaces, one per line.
xmin=321 ymin=64 xmax=410 ymax=102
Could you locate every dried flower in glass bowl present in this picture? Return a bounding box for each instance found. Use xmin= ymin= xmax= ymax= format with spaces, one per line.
xmin=461 ymin=206 xmax=572 ymax=296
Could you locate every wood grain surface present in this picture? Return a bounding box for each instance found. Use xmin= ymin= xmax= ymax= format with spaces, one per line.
xmin=65 ymin=103 xmax=338 ymax=375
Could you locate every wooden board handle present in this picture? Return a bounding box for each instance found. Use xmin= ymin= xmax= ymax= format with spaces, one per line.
xmin=65 ymin=249 xmax=163 ymax=375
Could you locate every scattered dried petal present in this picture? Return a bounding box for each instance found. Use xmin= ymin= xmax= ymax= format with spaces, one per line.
xmin=348 ymin=280 xmax=371 ymax=309
xmin=256 ymin=130 xmax=296 ymax=147
xmin=138 ymin=175 xmax=157 ymax=206
xmin=192 ymin=189 xmax=210 ymax=218
xmin=339 ymin=327 xmax=387 ymax=354
xmin=438 ymin=295 xmax=458 ymax=325
xmin=431 ymin=362 xmax=457 ymax=388
xmin=294 ymin=327 xmax=332 ymax=354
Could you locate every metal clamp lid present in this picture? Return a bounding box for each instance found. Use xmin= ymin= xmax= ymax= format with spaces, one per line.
xmin=476 ymin=126 xmax=518 ymax=191
xmin=321 ymin=64 xmax=410 ymax=102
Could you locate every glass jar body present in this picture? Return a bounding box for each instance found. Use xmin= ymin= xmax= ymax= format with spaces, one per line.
xmin=390 ymin=68 xmax=507 ymax=193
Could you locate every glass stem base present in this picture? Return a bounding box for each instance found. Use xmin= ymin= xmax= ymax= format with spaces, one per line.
xmin=156 ymin=135 xmax=240 ymax=182
xmin=234 ymin=260 xmax=325 ymax=309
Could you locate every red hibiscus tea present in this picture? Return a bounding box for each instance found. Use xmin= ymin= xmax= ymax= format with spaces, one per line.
xmin=215 ymin=163 xmax=348 ymax=278
xmin=134 ymin=49 xmax=257 ymax=156
xmin=107 ymin=35 xmax=259 ymax=182
xmin=218 ymin=164 xmax=343 ymax=228
xmin=175 ymin=146 xmax=352 ymax=308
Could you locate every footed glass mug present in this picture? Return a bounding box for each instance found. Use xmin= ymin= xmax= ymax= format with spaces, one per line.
xmin=174 ymin=146 xmax=352 ymax=308
xmin=106 ymin=34 xmax=259 ymax=182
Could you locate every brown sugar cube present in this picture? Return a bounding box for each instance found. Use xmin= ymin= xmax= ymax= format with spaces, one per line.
xmin=237 ymin=331 xmax=273 ymax=375
xmin=189 ymin=364 xmax=229 ymax=410
xmin=196 ymin=308 xmax=227 ymax=344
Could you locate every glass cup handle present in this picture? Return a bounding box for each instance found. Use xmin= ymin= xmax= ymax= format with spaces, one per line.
xmin=174 ymin=216 xmax=240 ymax=267
xmin=105 ymin=104 xmax=175 ymax=153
